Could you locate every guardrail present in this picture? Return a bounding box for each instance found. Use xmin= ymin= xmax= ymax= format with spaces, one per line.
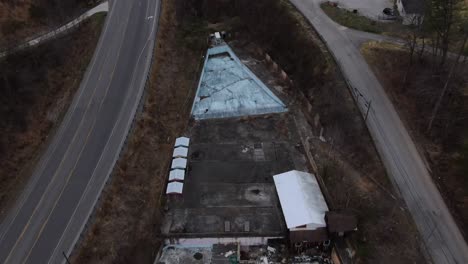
xmin=0 ymin=1 xmax=108 ymax=59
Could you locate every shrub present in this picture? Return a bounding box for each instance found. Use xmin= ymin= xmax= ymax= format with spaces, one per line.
xmin=1 ymin=19 xmax=25 ymax=36
xmin=29 ymin=4 xmax=47 ymax=22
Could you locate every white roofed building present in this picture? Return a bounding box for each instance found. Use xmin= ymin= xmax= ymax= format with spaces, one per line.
xmin=171 ymin=158 xmax=187 ymax=170
xmin=175 ymin=137 xmax=190 ymax=148
xmin=273 ymin=170 xmax=329 ymax=245
xmin=169 ymin=169 xmax=185 ymax=182
xmin=166 ymin=182 xmax=184 ymax=195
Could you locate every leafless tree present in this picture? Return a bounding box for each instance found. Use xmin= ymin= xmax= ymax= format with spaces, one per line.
xmin=426 ymin=0 xmax=461 ymax=67
xmin=427 ymin=28 xmax=467 ymax=132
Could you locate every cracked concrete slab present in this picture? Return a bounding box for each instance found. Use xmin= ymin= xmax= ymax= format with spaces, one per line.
xmin=191 ymin=44 xmax=286 ymax=120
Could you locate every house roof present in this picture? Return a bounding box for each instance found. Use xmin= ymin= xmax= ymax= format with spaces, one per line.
xmin=273 ymin=170 xmax=329 ymax=229
xmin=401 ymin=0 xmax=425 ymax=14
xmin=166 ymin=182 xmax=184 ymax=194
xmin=169 ymin=169 xmax=185 ymax=182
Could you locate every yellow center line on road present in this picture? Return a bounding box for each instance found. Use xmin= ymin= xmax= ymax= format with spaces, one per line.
xmin=3 ymin=5 xmax=132 ymax=264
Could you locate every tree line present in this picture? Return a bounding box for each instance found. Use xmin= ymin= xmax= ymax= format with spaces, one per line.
xmin=403 ymin=0 xmax=467 ymax=132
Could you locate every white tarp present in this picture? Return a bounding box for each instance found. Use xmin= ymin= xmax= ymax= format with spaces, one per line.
xmin=166 ymin=182 xmax=184 ymax=194
xmin=273 ymin=170 xmax=329 ymax=230
xmin=173 ymin=147 xmax=189 ymax=158
xmin=169 ymin=169 xmax=185 ymax=182
xmin=175 ymin=137 xmax=190 ymax=148
xmin=171 ymin=158 xmax=187 ymax=170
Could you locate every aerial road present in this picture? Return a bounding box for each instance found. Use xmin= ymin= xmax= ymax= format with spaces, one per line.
xmin=0 ymin=0 xmax=160 ymax=263
xmin=290 ymin=1 xmax=468 ymax=263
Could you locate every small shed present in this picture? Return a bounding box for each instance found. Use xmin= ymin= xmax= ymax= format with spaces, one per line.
xmin=173 ymin=147 xmax=189 ymax=158
xmin=171 ymin=158 xmax=187 ymax=170
xmin=326 ymin=211 xmax=358 ymax=236
xmin=169 ymin=169 xmax=185 ymax=182
xmin=175 ymin=137 xmax=190 ymax=148
xmin=273 ymin=170 xmax=329 ymax=245
xmin=166 ymin=182 xmax=184 ymax=194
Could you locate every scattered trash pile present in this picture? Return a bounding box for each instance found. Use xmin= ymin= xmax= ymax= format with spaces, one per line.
xmin=226 ymin=242 xmax=334 ymax=264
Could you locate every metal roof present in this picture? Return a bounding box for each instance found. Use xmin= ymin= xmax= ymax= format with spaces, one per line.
xmin=273 ymin=170 xmax=329 ymax=229
xmin=171 ymin=158 xmax=187 ymax=170
xmin=175 ymin=137 xmax=190 ymax=147
xmin=173 ymin=147 xmax=189 ymax=158
xmin=166 ymin=182 xmax=184 ymax=194
xmin=169 ymin=169 xmax=185 ymax=182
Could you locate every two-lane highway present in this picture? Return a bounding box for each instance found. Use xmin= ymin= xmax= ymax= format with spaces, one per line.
xmin=0 ymin=0 xmax=160 ymax=263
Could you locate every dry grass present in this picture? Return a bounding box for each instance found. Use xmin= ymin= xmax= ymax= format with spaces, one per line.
xmin=314 ymin=143 xmax=425 ymax=263
xmin=0 ymin=0 xmax=98 ymax=48
xmin=72 ymin=0 xmax=204 ymax=262
xmin=0 ymin=0 xmax=39 ymax=47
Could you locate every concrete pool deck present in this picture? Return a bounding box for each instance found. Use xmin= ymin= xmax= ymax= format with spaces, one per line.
xmin=191 ymin=44 xmax=287 ymax=120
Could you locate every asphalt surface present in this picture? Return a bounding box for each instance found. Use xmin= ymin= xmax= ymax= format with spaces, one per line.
xmin=0 ymin=0 xmax=160 ymax=263
xmin=290 ymin=1 xmax=468 ymax=263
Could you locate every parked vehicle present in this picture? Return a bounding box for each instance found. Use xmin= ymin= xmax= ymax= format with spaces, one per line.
xmin=383 ymin=7 xmax=395 ymax=16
